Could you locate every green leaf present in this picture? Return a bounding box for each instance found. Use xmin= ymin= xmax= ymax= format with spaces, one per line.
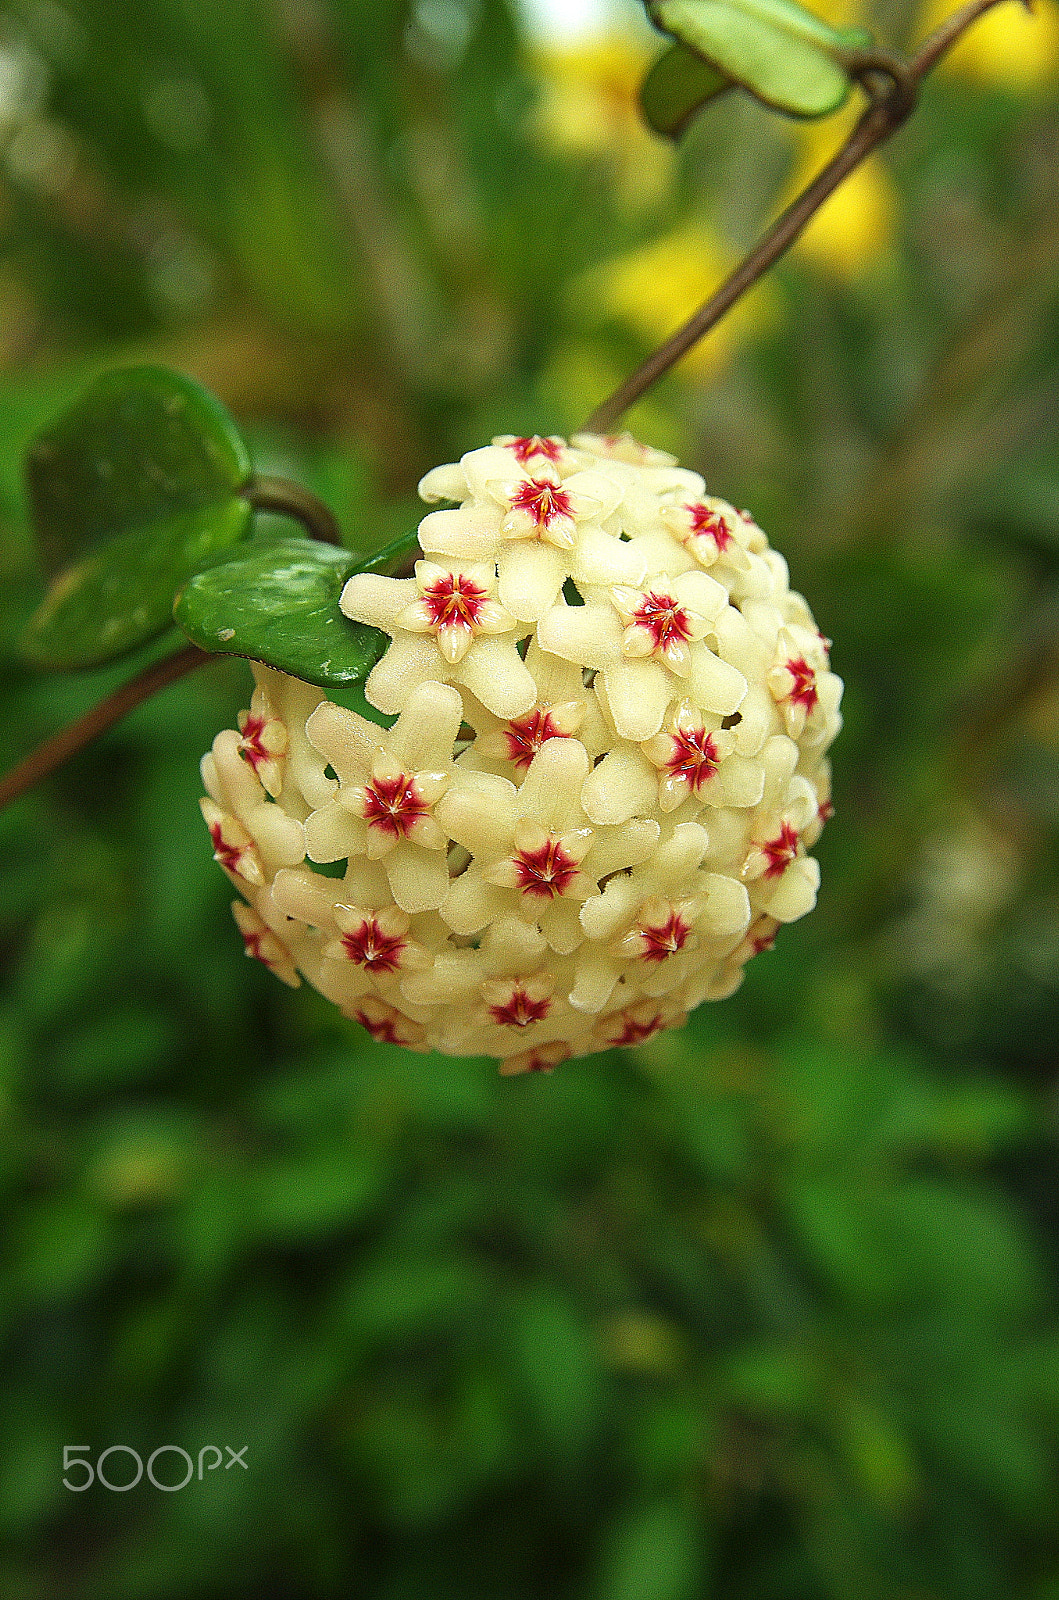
xmin=509 ymin=1287 xmax=604 ymax=1456
xmin=339 ymin=1254 xmax=490 ymax=1342
xmin=594 ymin=1500 xmax=710 ymax=1600
xmin=21 ymin=500 xmax=251 ymax=670
xmin=247 ymin=1154 xmax=387 ymax=1243
xmin=24 ymin=365 xmax=251 ymax=580
xmin=641 ymin=42 xmax=732 ymax=139
xmin=172 ymin=535 xmax=409 ymax=707
xmin=20 ymin=365 xmax=255 ymax=668
xmin=648 ymin=0 xmax=864 ymax=118
xmin=356 ymin=526 xmax=423 ymax=577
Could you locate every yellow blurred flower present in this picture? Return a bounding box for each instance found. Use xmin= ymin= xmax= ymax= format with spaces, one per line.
xmin=573 ymin=223 xmax=775 ymax=379
xmin=801 ymin=0 xmax=869 ymax=21
xmin=784 ymin=112 xmax=898 ymax=279
xmin=915 ymin=0 xmax=1059 ymax=86
xmin=528 ymin=34 xmax=675 ymax=210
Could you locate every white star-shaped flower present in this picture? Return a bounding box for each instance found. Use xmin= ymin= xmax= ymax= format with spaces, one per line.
xmin=301 ymin=680 xmax=468 ymax=914
xmin=199 ymin=430 xmax=841 ymax=1069
xmin=537 ymin=569 xmax=746 ymax=740
xmin=436 ymin=736 xmax=658 ymax=953
xmin=340 ymin=559 xmax=537 ymax=719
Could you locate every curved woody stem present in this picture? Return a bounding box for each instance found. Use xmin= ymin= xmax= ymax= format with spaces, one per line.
xmin=0 ymin=0 xmax=1031 ymax=810
xmin=581 ymin=0 xmax=1019 ymax=435
xmin=0 ymin=644 xmax=211 ymax=810
xmin=240 ymin=474 xmax=344 ymax=545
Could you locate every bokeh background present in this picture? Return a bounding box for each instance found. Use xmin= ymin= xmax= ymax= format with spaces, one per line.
xmin=1 ymin=0 xmax=1059 ymax=1594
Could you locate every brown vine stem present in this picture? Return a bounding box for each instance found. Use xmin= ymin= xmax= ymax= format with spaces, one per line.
xmin=581 ymin=0 xmax=1020 ymax=435
xmin=0 ymin=644 xmax=211 ymax=810
xmin=0 ymin=0 xmax=1027 ymax=811
xmin=240 ymin=474 xmax=344 ymax=545
xmin=0 ymin=474 xmax=346 ymax=811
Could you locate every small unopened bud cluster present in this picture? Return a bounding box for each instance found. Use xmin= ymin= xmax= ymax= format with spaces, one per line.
xmin=201 ymin=433 xmax=841 ymax=1073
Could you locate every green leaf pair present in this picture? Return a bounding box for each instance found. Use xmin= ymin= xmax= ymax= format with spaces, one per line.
xmin=642 ymin=0 xmax=873 ymax=138
xmin=19 ymin=366 xmax=416 ymax=718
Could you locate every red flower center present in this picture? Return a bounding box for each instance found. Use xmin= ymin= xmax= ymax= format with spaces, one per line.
xmin=241 ymin=926 xmax=267 ymax=963
xmin=664 ymin=724 xmax=721 ymax=794
xmin=340 ymin=917 xmax=408 ymax=973
xmin=353 ymin=1004 xmax=405 ymax=1044
xmin=209 ymin=821 xmax=246 ymax=874
xmin=685 ymin=503 xmax=733 ymax=553
xmin=420 ymin=572 xmax=490 ymax=634
xmin=238 ymin=715 xmax=272 ymax=774
xmin=610 ymin=1010 xmax=665 ymax=1045
xmin=818 ymin=798 xmax=835 ymax=825
xmin=507 ymin=435 xmax=563 ymax=465
xmin=637 ymin=908 xmax=692 ymax=962
xmin=503 ymin=708 xmax=569 ymax=773
xmin=632 ymin=591 xmax=693 ymax=651
xmin=361 ymin=772 xmax=432 ymax=840
xmin=508 ymin=477 xmax=574 ymax=532
xmin=783 ymin=657 xmax=819 ymax=713
xmin=512 ymin=836 xmax=581 ymax=900
xmin=761 ymin=822 xmax=799 ymax=878
xmin=523 ymin=1049 xmax=561 ymax=1073
xmin=489 ymin=985 xmax=553 ymax=1028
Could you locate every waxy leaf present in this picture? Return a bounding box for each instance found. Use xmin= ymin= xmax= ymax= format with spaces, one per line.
xmin=647 ymin=0 xmax=870 ymax=119
xmin=21 ymin=365 xmax=255 ymax=668
xmin=22 ymin=501 xmax=252 ymax=671
xmin=25 ymin=365 xmax=252 ymax=580
xmin=355 ymin=526 xmax=423 ymax=578
xmin=640 ymin=41 xmax=732 ymax=139
xmin=173 ymin=535 xmax=411 ymax=695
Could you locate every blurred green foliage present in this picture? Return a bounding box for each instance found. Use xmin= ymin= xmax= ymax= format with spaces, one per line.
xmin=0 ymin=0 xmax=1058 ymax=1595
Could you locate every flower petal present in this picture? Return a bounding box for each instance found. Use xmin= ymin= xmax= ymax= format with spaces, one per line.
xmin=498 ymin=540 xmax=566 ymax=622
xmin=516 ymin=737 xmax=591 ymax=833
xmin=435 ymin=771 xmax=518 ymax=858
xmin=302 ymin=800 xmax=361 ymax=864
xmin=340 ymin=572 xmax=417 ymax=630
xmin=581 ymin=745 xmax=657 ymax=826
xmin=439 ymin=872 xmax=508 ymax=935
xmin=598 ymin=659 xmax=670 ymax=741
xmin=535 ymin=601 xmax=623 ymax=669
xmin=417 ymin=504 xmax=500 ymax=561
xmin=385 ymin=839 xmax=452 ymax=914
xmin=687 ymin=649 xmax=748 ymax=717
xmin=456 ymin=637 xmax=537 ymax=719
xmin=364 ymin=635 xmax=447 ymax=714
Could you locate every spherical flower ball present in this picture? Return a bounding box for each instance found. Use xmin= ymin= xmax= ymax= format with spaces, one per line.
xmin=200 ymin=432 xmax=841 ymax=1074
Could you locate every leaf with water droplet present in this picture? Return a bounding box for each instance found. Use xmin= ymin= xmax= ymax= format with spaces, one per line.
xmin=21 ymin=502 xmax=253 ymax=670
xmin=21 ymin=366 xmax=254 ymax=667
xmin=173 ymin=531 xmax=420 ymax=726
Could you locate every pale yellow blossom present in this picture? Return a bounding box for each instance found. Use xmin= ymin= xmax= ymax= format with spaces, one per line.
xmin=201 ymin=433 xmax=841 ymax=1071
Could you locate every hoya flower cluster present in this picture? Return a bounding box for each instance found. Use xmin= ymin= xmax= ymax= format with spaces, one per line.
xmin=201 ymin=433 xmax=841 ymax=1073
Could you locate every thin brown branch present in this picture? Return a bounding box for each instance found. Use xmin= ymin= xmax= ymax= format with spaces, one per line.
xmin=241 ymin=474 xmax=344 ymax=545
xmin=0 ymin=0 xmax=1025 ymax=815
xmin=0 ymin=645 xmax=211 ymax=811
xmin=581 ymin=0 xmax=1018 ymax=434
xmin=0 ymin=472 xmax=344 ymax=814
xmin=911 ymin=0 xmax=1024 ymax=77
